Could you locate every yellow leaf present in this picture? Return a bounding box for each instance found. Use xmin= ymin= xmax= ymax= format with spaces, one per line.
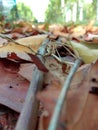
xmin=69 ymin=40 xmax=98 ymax=63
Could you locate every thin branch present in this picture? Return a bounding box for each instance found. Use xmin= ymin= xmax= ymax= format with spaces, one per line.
xmin=15 ymin=38 xmax=49 ymax=130
xmin=48 ymin=58 xmax=82 ymax=130
xmin=55 ymin=48 xmax=62 ymax=62
xmin=52 ymin=54 xmax=74 ymax=65
xmin=63 ymin=44 xmax=77 ymax=59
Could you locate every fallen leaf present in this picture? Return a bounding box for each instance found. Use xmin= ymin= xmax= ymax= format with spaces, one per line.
xmin=16 ymin=34 xmax=48 ymax=51
xmin=69 ymin=40 xmax=98 ymax=63
xmin=36 ymin=64 xmax=90 ymax=130
xmin=12 ymin=21 xmax=33 ymax=33
xmin=0 ymin=34 xmax=47 ymax=62
xmin=18 ymin=63 xmax=35 ymax=81
xmin=0 ymin=59 xmax=30 ymax=112
xmin=72 ymin=60 xmax=98 ymax=130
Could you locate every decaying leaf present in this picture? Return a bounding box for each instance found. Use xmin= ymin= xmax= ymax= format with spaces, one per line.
xmin=37 ymin=80 xmax=62 ymax=130
xmin=37 ymin=63 xmax=90 ymax=130
xmin=12 ymin=20 xmax=34 ymax=33
xmin=0 ymin=35 xmax=48 ymax=71
xmin=16 ymin=34 xmax=48 ymax=51
xmin=18 ymin=55 xmax=70 ymax=85
xmin=37 ymin=60 xmax=98 ymax=130
xmin=0 ymin=59 xmax=30 ymax=113
xmin=72 ymin=60 xmax=98 ymax=130
xmin=0 ymin=35 xmax=47 ymax=65
xmin=1 ymin=19 xmax=98 ymax=130
xmin=18 ymin=63 xmax=35 ymax=81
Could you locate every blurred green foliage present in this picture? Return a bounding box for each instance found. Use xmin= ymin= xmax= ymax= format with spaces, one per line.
xmin=0 ymin=0 xmax=98 ymax=25
xmin=45 ymin=0 xmax=98 ymax=24
xmin=45 ymin=0 xmax=64 ymax=24
xmin=0 ymin=2 xmax=37 ymax=23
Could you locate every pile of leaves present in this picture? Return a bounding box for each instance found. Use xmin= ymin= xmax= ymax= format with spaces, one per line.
xmin=0 ymin=19 xmax=98 ymax=130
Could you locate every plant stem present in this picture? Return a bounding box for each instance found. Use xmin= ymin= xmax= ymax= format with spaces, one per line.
xmin=48 ymin=58 xmax=82 ymax=130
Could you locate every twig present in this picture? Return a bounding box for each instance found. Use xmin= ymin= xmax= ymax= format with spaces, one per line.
xmin=15 ymin=38 xmax=49 ymax=130
xmin=15 ymin=68 xmax=43 ymax=130
xmin=63 ymin=44 xmax=77 ymax=59
xmin=66 ymin=41 xmax=80 ymax=58
xmin=55 ymin=48 xmax=62 ymax=62
xmin=48 ymin=58 xmax=82 ymax=130
xmin=52 ymin=54 xmax=74 ymax=65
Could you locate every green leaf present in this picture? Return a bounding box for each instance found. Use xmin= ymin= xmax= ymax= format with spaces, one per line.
xmin=69 ymin=40 xmax=98 ymax=63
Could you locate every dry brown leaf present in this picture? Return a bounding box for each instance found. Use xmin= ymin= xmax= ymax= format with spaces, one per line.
xmin=0 ymin=42 xmax=32 ymax=60
xmin=53 ymin=31 xmax=69 ymax=38
xmin=37 ymin=80 xmax=62 ymax=130
xmin=16 ymin=34 xmax=48 ymax=51
xmin=49 ymin=24 xmax=65 ymax=33
xmin=18 ymin=63 xmax=35 ymax=81
xmin=0 ymin=34 xmax=47 ymax=61
xmin=12 ymin=21 xmax=33 ymax=33
xmin=37 ymin=64 xmax=90 ymax=130
xmin=18 ymin=55 xmax=68 ymax=84
xmin=72 ymin=60 xmax=98 ymax=130
xmin=0 ymin=59 xmax=30 ymax=112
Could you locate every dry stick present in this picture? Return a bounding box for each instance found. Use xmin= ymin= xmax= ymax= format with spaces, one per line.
xmin=63 ymin=45 xmax=77 ymax=59
xmin=15 ymin=38 xmax=49 ymax=130
xmin=52 ymin=54 xmax=74 ymax=65
xmin=15 ymin=68 xmax=43 ymax=130
xmin=48 ymin=58 xmax=82 ymax=130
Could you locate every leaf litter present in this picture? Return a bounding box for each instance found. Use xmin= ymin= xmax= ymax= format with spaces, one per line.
xmin=0 ymin=20 xmax=98 ymax=130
